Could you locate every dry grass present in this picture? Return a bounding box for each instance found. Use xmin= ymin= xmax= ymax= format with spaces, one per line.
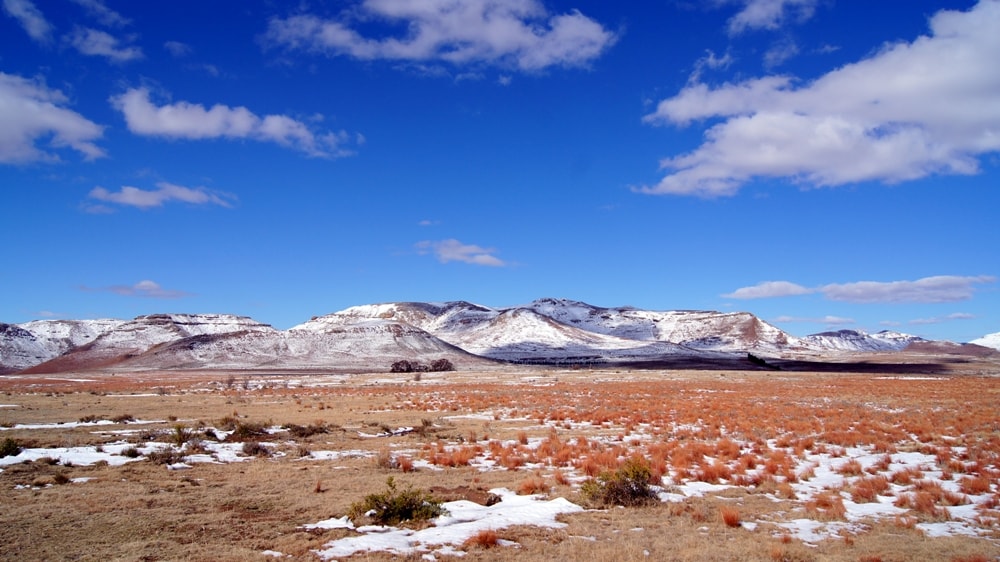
xmin=1 ymin=369 xmax=999 ymax=561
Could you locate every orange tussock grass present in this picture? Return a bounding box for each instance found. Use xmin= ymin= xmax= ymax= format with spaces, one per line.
xmin=891 ymin=466 xmax=924 ymax=485
xmin=805 ymin=491 xmax=847 ymax=520
xmin=851 ymin=475 xmax=890 ymax=503
xmin=463 ymin=529 xmax=500 ymax=550
xmin=553 ymin=469 xmax=570 ymax=486
xmin=959 ymin=475 xmax=992 ymax=495
xmin=720 ymin=506 xmax=741 ymax=527
xmin=696 ymin=460 xmax=732 ymax=484
xmin=397 ymin=455 xmax=414 ymax=473
xmin=776 ymin=481 xmax=797 ymax=500
xmin=517 ymin=474 xmax=549 ymax=495
xmin=837 ymin=458 xmax=864 ymax=476
xmin=714 ymin=438 xmax=741 ymax=461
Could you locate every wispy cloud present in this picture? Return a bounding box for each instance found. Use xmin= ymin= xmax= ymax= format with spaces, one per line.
xmin=85 ymin=280 xmax=192 ymax=299
xmin=640 ymin=1 xmax=1000 ymax=197
xmin=908 ymin=312 xmax=976 ymax=325
xmin=773 ymin=315 xmax=854 ymax=325
xmin=163 ymin=40 xmax=192 ymax=57
xmin=86 ymin=182 xmax=234 ymax=210
xmin=263 ymin=0 xmax=617 ymax=72
xmin=111 ymin=87 xmax=358 ymax=158
xmin=725 ymin=0 xmax=819 ymax=35
xmin=821 ymin=277 xmax=994 ymax=304
xmin=70 ymin=0 xmax=129 ymax=27
xmin=763 ymin=38 xmax=799 ymax=68
xmin=722 ymin=281 xmax=811 ymax=299
xmin=0 ymin=72 xmax=104 ymax=163
xmin=725 ymin=275 xmax=995 ymax=303
xmin=416 ymin=239 xmax=506 ymax=267
xmin=68 ymin=27 xmax=143 ymax=62
xmin=2 ymin=0 xmax=51 ymax=43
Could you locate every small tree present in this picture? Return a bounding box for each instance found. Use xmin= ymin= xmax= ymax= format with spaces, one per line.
xmin=430 ymin=358 xmax=455 ymax=372
xmin=391 ymin=360 xmax=418 ymax=373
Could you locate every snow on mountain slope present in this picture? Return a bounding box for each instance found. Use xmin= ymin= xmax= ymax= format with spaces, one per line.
xmin=970 ymin=332 xmax=1000 ymax=351
xmin=19 ymin=319 xmax=125 ymax=349
xmin=1 ymin=323 xmax=51 ymax=373
xmin=295 ymin=301 xmax=498 ymax=335
xmin=801 ymin=330 xmax=924 ymax=352
xmin=524 ymin=298 xmax=801 ymax=353
xmin=421 ymin=307 xmax=700 ymax=362
xmin=21 ymin=314 xmax=277 ymax=373
xmin=113 ymin=320 xmax=482 ymax=371
xmin=1 ymin=319 xmax=124 ymax=373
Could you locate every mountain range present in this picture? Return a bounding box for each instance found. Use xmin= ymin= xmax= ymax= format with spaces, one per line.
xmin=2 ymin=299 xmax=997 ymax=374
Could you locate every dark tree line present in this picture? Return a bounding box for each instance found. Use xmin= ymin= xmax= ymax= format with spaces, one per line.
xmin=390 ymin=358 xmax=455 ymax=373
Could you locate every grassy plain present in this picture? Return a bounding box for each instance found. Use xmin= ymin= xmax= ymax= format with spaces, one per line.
xmin=1 ymin=368 xmax=998 ymax=561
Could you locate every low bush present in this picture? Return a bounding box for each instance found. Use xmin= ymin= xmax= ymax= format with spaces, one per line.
xmin=348 ymin=477 xmax=447 ymax=526
xmin=0 ymin=437 xmax=21 ymax=458
xmin=146 ymin=448 xmax=184 ymax=465
xmin=242 ymin=441 xmax=270 ymax=457
xmin=580 ymin=457 xmax=658 ymax=507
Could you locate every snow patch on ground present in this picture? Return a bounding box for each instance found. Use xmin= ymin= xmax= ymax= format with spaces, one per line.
xmin=310 ymin=488 xmax=583 ymax=560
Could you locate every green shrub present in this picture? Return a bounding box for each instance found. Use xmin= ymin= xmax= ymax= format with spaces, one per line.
xmin=0 ymin=437 xmax=21 ymax=458
xmin=581 ymin=457 xmax=658 ymax=507
xmin=171 ymin=424 xmax=191 ymax=447
xmin=348 ymin=477 xmax=447 ymax=526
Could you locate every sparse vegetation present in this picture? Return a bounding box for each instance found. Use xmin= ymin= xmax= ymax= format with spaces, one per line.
xmin=348 ymin=477 xmax=447 ymax=526
xmin=580 ymin=457 xmax=658 ymax=507
xmin=0 ymin=437 xmax=21 ymax=458
xmin=2 ymin=370 xmax=1000 ymax=561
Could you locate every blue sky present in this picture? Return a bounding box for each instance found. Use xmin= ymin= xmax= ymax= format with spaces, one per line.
xmin=1 ymin=0 xmax=997 ymax=342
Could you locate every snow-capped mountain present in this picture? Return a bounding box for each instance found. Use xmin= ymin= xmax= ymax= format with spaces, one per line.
xmin=2 ymin=300 xmax=994 ymax=373
xmin=0 ymin=319 xmax=123 ymax=373
xmin=800 ymin=329 xmax=924 ymax=352
xmin=969 ymin=332 xmax=1000 ymax=351
xmin=110 ymin=320 xmax=482 ymax=372
xmin=18 ymin=314 xmax=277 ymax=373
xmin=312 ymin=298 xmax=802 ymax=357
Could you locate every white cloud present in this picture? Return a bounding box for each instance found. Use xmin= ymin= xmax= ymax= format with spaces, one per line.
xmin=70 ymin=0 xmax=129 ymax=27
xmin=722 ymin=280 xmax=811 ymax=299
xmin=263 ymin=0 xmax=616 ymax=71
xmin=909 ymin=312 xmax=976 ymax=325
xmin=727 ymin=0 xmax=819 ymax=35
xmin=773 ymin=315 xmax=854 ymax=325
xmin=688 ymin=49 xmax=733 ymax=83
xmin=111 ymin=88 xmax=356 ymax=158
xmin=763 ymin=38 xmax=798 ymax=68
xmin=68 ymin=27 xmax=143 ymax=62
xmin=106 ymin=280 xmax=190 ymax=299
xmin=726 ymin=275 xmax=995 ymax=303
xmin=416 ymin=239 xmax=506 ymax=266
xmin=2 ymin=0 xmax=51 ymax=43
xmin=87 ymin=182 xmax=234 ymax=210
xmin=640 ymin=1 xmax=1000 ymax=197
xmin=164 ymin=40 xmax=192 ymax=57
xmin=820 ymin=276 xmax=995 ymax=304
xmin=0 ymin=72 xmax=104 ymax=163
